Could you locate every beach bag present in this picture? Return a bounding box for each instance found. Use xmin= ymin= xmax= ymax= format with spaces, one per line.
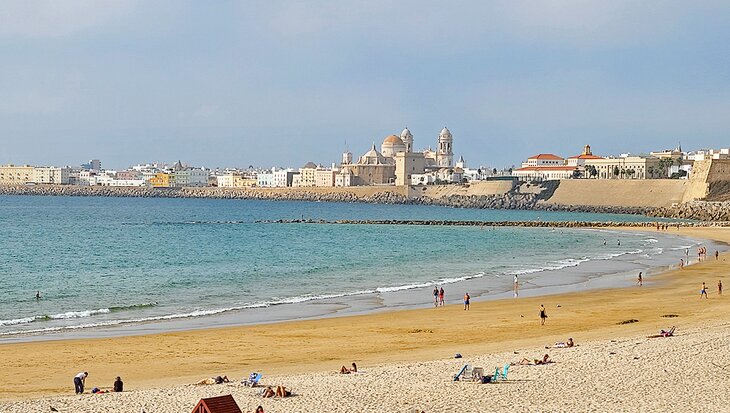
xmin=481 ymin=376 xmax=492 ymax=384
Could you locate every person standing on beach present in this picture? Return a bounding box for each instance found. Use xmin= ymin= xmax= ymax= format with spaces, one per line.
xmin=74 ymin=372 xmax=87 ymax=394
xmin=718 ymin=280 xmax=723 ymax=296
xmin=463 ymin=293 xmax=470 ymax=310
xmin=540 ymin=305 xmax=547 ymax=325
xmin=715 ymin=250 xmax=719 ymax=260
xmin=514 ymin=275 xmax=519 ymax=297
xmin=680 ymin=259 xmax=684 ymax=269
xmin=433 ymin=286 xmax=439 ymax=307
xmin=701 ymin=282 xmax=708 ymax=299
xmin=637 ymin=272 xmax=643 ymax=287
xmin=439 ymin=287 xmax=445 ymax=306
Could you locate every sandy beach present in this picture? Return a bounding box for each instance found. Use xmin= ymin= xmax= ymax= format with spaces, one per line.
xmin=1 ymin=227 xmax=729 ymax=412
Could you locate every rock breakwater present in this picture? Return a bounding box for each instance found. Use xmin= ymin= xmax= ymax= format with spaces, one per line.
xmin=648 ymin=201 xmax=730 ymax=222
xmin=261 ymin=219 xmax=730 ymax=228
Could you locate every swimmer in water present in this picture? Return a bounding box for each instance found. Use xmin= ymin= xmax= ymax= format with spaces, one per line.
xmin=35 ymin=291 xmax=41 ymax=300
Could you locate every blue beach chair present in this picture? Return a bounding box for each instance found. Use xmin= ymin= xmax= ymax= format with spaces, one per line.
xmin=243 ymin=372 xmax=262 ymax=387
xmin=453 ymin=364 xmax=469 ymax=381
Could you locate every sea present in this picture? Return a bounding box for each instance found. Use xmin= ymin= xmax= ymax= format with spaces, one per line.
xmin=0 ymin=195 xmax=722 ymax=342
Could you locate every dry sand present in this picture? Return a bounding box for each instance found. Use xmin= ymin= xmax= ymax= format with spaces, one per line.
xmin=1 ymin=227 xmax=729 ymax=412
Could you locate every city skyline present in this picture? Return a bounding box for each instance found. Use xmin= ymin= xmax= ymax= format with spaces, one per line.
xmin=1 ymin=1 xmax=729 ymax=169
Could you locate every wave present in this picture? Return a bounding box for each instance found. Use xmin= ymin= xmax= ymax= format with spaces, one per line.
xmin=0 ymin=302 xmax=157 ymax=327
xmin=508 ymin=257 xmax=591 ymax=276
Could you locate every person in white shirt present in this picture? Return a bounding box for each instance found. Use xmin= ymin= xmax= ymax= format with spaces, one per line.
xmin=74 ymin=372 xmax=88 ymax=394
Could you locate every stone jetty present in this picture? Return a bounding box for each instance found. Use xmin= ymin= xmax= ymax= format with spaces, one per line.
xmin=260 ymin=219 xmax=730 ymax=228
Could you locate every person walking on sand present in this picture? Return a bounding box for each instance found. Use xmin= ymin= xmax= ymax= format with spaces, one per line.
xmin=540 ymin=304 xmax=548 ymax=325
xmin=701 ymin=282 xmax=708 ymax=299
xmin=514 ymin=274 xmax=519 ymax=297
xmin=463 ymin=293 xmax=470 ymax=310
xmin=439 ymin=287 xmax=445 ymax=306
xmin=74 ymin=372 xmax=87 ymax=394
xmin=680 ymin=259 xmax=684 ymax=269
xmin=715 ymin=250 xmax=719 ymax=260
xmin=637 ymin=272 xmax=643 ymax=287
xmin=433 ymin=286 xmax=439 ymax=307
xmin=718 ymin=280 xmax=723 ymax=296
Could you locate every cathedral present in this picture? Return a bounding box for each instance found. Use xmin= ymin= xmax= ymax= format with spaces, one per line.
xmin=340 ymin=127 xmax=455 ymax=186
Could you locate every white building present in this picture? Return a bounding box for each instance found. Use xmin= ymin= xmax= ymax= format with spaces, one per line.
xmin=335 ymin=168 xmax=352 ymax=187
xmin=256 ymin=171 xmax=275 ymax=188
xmin=273 ymin=169 xmax=298 ymax=187
xmin=171 ymin=168 xmax=209 ymax=187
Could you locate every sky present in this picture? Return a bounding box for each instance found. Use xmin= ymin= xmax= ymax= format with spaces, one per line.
xmin=0 ymin=1 xmax=729 ymax=170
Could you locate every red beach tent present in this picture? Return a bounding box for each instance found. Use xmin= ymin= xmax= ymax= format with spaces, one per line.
xmin=191 ymin=395 xmax=243 ymax=413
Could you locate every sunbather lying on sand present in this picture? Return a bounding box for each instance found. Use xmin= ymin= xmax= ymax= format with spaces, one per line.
xmin=549 ymin=338 xmax=574 ymax=348
xmin=276 ymin=385 xmax=291 ymax=398
xmin=261 ymin=385 xmax=291 ymax=398
xmin=261 ymin=386 xmax=275 ymax=398
xmin=194 ymin=375 xmax=229 ymax=385
xmin=518 ymin=354 xmax=552 ymax=365
xmin=339 ymin=362 xmax=357 ymax=374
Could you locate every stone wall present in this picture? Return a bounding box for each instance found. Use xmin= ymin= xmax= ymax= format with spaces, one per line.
xmin=543 ymin=179 xmax=688 ymax=208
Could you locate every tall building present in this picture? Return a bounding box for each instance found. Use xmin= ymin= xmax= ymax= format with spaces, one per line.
xmin=437 ymin=127 xmax=454 ymax=168
xmin=400 ymin=127 xmax=413 ymax=153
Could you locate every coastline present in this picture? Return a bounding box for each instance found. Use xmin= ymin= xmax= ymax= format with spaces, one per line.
xmin=1 ymin=226 xmax=729 ymax=410
xmin=1 ymin=227 xmax=719 ymax=342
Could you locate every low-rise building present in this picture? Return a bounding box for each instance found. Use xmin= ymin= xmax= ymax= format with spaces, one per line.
xmin=513 ymin=154 xmax=577 ymax=181
xmin=298 ymin=162 xmax=318 ymax=187
xmin=33 ymin=167 xmax=71 ymax=184
xmin=273 ymin=169 xmax=298 ymax=187
xmin=315 ymin=167 xmax=337 ymax=187
xmin=149 ymin=173 xmax=171 ymax=188
xmin=256 ymin=171 xmax=275 ymax=188
xmin=0 ymin=165 xmax=34 ymax=185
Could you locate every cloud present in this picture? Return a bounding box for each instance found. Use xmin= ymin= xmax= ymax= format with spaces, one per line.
xmin=0 ymin=0 xmax=139 ymax=38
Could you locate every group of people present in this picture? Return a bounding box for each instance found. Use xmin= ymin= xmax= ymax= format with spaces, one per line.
xmin=432 ymin=286 xmax=445 ymax=307
xmin=431 ymin=287 xmax=472 ymax=310
xmin=73 ymin=372 xmax=123 ymax=394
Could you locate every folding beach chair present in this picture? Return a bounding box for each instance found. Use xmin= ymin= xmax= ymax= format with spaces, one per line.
xmin=453 ymin=364 xmax=473 ymax=381
xmin=242 ymin=372 xmax=262 ymax=387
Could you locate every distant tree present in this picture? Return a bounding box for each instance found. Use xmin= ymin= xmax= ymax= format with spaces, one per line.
xmin=572 ymin=169 xmax=582 ymax=179
xmin=613 ymin=166 xmax=620 ymax=178
xmin=586 ymin=165 xmax=598 ymax=178
xmin=492 ymin=168 xmax=497 ymax=175
xmin=648 ymin=166 xmax=655 ymax=178
xmin=626 ymin=168 xmax=636 ymax=178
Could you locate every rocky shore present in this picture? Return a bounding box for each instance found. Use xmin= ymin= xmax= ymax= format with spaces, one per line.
xmin=648 ymin=201 xmax=730 ymax=222
xmin=0 ymin=184 xmax=727 ymax=221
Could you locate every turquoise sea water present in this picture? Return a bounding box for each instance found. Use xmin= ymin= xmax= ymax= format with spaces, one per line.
xmin=0 ymin=195 xmax=712 ymax=340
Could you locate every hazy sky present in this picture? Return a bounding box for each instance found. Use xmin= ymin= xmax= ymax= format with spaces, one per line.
xmin=1 ymin=1 xmax=728 ymax=169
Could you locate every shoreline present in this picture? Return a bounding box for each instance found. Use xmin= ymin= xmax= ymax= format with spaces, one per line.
xmin=1 ymin=226 xmax=729 ymax=407
xmin=1 ymin=228 xmax=718 ymax=343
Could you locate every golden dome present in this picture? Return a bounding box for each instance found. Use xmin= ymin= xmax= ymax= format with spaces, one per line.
xmin=383 ymin=135 xmax=404 ymax=145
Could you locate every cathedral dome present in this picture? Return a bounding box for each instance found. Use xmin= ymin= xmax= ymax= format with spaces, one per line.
xmin=383 ymin=135 xmax=404 ymax=145
xmin=439 ymin=127 xmax=452 ymax=140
